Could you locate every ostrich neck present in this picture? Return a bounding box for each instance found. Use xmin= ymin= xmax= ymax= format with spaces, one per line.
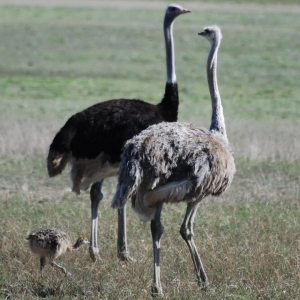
xmin=164 ymin=19 xmax=176 ymax=84
xmin=157 ymin=17 xmax=178 ymax=122
xmin=207 ymin=39 xmax=227 ymax=140
xmin=71 ymin=240 xmax=83 ymax=251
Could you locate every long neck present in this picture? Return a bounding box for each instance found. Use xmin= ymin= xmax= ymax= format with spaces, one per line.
xmin=71 ymin=239 xmax=83 ymax=251
xmin=164 ymin=18 xmax=176 ymax=84
xmin=207 ymin=37 xmax=227 ymax=140
xmin=157 ymin=16 xmax=179 ymax=122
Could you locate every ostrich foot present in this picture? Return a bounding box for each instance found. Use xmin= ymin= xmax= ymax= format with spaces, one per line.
xmin=89 ymin=246 xmax=101 ymax=262
xmin=118 ymin=251 xmax=136 ymax=263
xmin=198 ymin=280 xmax=209 ymax=291
xmin=151 ymin=284 xmax=163 ymax=296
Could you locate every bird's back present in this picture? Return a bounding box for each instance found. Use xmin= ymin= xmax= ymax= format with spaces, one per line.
xmin=48 ymin=81 xmax=178 ymax=179
xmin=113 ymin=122 xmax=235 ymax=217
xmin=27 ymin=227 xmax=71 ymax=259
xmin=51 ymin=99 xmax=173 ymax=162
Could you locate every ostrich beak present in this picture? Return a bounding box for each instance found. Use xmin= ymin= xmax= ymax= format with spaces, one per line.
xmin=198 ymin=31 xmax=205 ymax=36
xmin=182 ymin=8 xmax=191 ymax=13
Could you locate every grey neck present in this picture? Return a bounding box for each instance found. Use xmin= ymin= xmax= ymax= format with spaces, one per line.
xmin=207 ymin=36 xmax=227 ymax=140
xmin=164 ymin=17 xmax=176 ymax=84
xmin=72 ymin=239 xmax=83 ymax=250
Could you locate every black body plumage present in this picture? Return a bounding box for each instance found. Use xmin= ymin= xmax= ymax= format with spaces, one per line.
xmin=47 ymin=83 xmax=178 ymax=179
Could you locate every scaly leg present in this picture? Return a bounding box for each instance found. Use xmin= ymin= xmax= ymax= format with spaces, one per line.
xmin=150 ymin=203 xmax=164 ymax=295
xmin=39 ymin=257 xmax=46 ymax=275
xmin=89 ymin=180 xmax=104 ymax=262
xmin=117 ymin=205 xmax=135 ymax=262
xmin=50 ymin=261 xmax=68 ymax=275
xmin=180 ymin=201 xmax=207 ymax=284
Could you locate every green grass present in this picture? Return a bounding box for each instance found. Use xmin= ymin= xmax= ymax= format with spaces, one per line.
xmin=0 ymin=4 xmax=299 ymax=123
xmin=0 ymin=1 xmax=300 ymax=299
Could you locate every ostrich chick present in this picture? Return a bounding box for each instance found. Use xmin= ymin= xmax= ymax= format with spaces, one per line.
xmin=27 ymin=227 xmax=89 ymax=275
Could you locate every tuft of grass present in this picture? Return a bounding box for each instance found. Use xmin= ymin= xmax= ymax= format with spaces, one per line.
xmin=0 ymin=157 xmax=300 ymax=298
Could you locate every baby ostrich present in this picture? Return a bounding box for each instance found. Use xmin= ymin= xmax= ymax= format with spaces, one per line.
xmin=112 ymin=26 xmax=235 ymax=295
xmin=27 ymin=227 xmax=89 ymax=275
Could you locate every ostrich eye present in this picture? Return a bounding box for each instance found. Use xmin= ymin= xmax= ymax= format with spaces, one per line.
xmin=205 ymin=29 xmax=210 ymax=33
xmin=169 ymin=7 xmax=177 ymax=12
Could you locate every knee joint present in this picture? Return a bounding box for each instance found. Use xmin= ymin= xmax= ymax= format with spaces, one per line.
xmin=180 ymin=225 xmax=192 ymax=241
xmin=151 ymin=221 xmax=164 ymax=240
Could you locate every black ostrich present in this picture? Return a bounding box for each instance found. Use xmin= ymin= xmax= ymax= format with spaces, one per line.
xmin=47 ymin=4 xmax=190 ymax=262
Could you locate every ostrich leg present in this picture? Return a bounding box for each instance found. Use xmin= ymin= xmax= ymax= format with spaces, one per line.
xmin=50 ymin=260 xmax=67 ymax=275
xmin=89 ymin=180 xmax=104 ymax=262
xmin=117 ymin=205 xmax=135 ymax=262
xmin=39 ymin=257 xmax=46 ymax=274
xmin=150 ymin=203 xmax=164 ymax=295
xmin=180 ymin=201 xmax=207 ymax=284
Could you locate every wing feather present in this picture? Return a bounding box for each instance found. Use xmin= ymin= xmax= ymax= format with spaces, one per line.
xmin=144 ymin=179 xmax=193 ymax=207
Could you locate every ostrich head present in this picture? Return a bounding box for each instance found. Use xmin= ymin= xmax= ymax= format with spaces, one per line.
xmin=165 ymin=4 xmax=191 ymax=21
xmin=198 ymin=25 xmax=222 ymax=43
xmin=73 ymin=236 xmax=90 ymax=249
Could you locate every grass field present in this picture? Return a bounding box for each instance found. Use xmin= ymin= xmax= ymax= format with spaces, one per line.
xmin=0 ymin=0 xmax=299 ymax=299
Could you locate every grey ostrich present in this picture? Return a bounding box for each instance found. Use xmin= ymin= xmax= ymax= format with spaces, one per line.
xmin=47 ymin=4 xmax=190 ymax=262
xmin=112 ymin=25 xmax=236 ymax=295
xmin=27 ymin=227 xmax=89 ymax=275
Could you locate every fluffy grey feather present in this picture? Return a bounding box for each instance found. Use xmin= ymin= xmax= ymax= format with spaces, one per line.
xmin=112 ymin=122 xmax=235 ymax=221
xmin=111 ymin=25 xmax=236 ymax=294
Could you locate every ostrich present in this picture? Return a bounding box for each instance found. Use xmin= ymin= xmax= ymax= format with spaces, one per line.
xmin=47 ymin=4 xmax=190 ymax=262
xmin=112 ymin=25 xmax=236 ymax=295
xmin=27 ymin=227 xmax=89 ymax=275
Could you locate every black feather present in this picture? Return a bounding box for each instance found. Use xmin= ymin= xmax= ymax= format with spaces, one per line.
xmin=48 ymin=83 xmax=178 ymax=173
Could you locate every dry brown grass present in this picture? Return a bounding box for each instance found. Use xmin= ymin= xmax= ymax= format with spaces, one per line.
xmin=0 ymin=145 xmax=299 ymax=298
xmin=0 ymin=178 xmax=299 ymax=299
xmin=1 ymin=118 xmax=300 ymax=162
